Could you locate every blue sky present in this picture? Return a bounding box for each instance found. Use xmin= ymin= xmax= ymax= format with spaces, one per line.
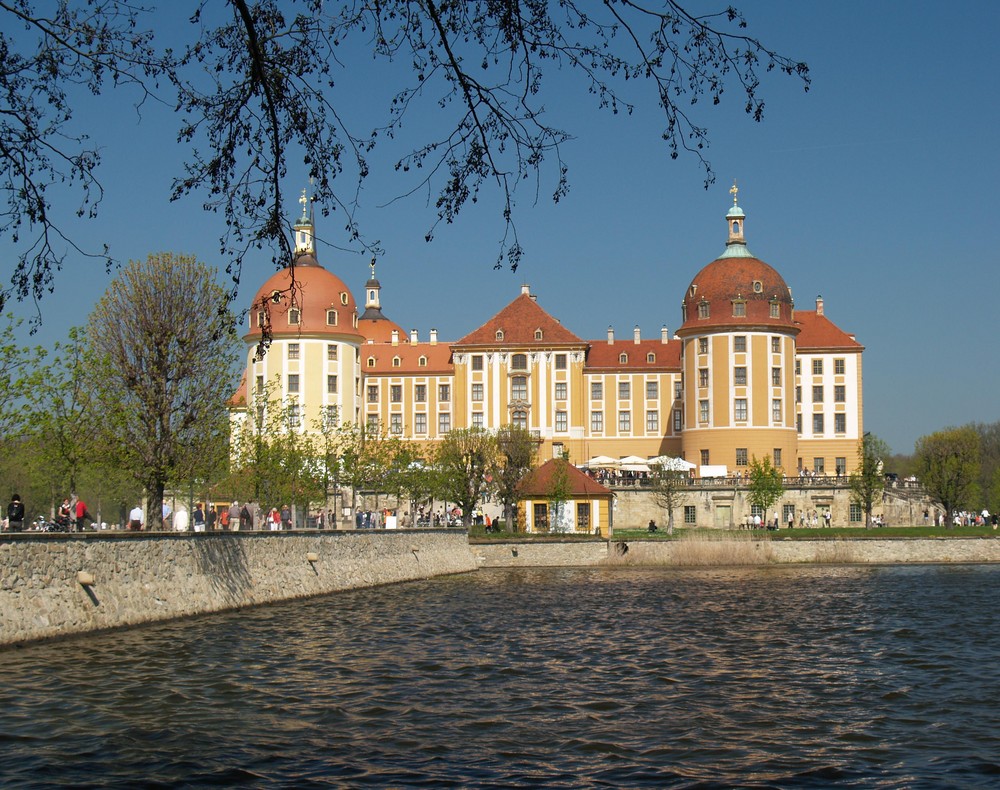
xmin=5 ymin=1 xmax=998 ymax=455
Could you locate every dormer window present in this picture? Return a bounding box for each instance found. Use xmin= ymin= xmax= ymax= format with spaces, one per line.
xmin=288 ymin=308 xmax=300 ymax=325
xmin=256 ymin=310 xmax=266 ymax=328
xmin=619 ymin=353 xmax=628 ymax=364
xmin=698 ymin=301 xmax=710 ymax=319
xmin=340 ymin=292 xmax=349 ymax=305
xmin=392 ymin=356 xmax=401 ymax=367
xmin=495 ymin=330 xmax=504 ymax=341
xmin=647 ymin=352 xmax=656 ymax=363
xmin=326 ymin=309 xmax=338 ymax=326
xmin=534 ymin=329 xmax=543 ymax=340
xmin=732 ymin=300 xmax=746 ymax=318
xmin=367 ymin=356 xmax=376 ymax=368
xmin=418 ymin=356 xmax=427 ymax=367
xmin=770 ymin=300 xmax=780 ymax=319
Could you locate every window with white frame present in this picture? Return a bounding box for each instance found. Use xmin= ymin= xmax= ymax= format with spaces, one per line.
xmin=618 ymin=410 xmax=631 ymax=432
xmin=813 ymin=413 xmax=824 ymax=434
xmin=734 ymin=398 xmax=748 ymax=421
xmin=438 ymin=413 xmax=451 ymax=434
xmin=591 ymin=381 xmax=603 ymax=400
xmin=512 ymin=410 xmax=527 ymax=430
xmin=390 ymin=413 xmax=403 ymax=434
xmin=772 ymin=398 xmax=782 ymax=421
xmin=734 ymin=366 xmax=747 ymax=386
xmin=618 ymin=381 xmax=630 ymax=399
xmin=288 ymin=343 xmax=299 ymax=360
xmin=327 ymin=375 xmax=338 ymax=395
xmin=591 ymin=410 xmax=603 ymax=432
xmin=554 ymin=382 xmax=567 ymax=400
xmin=646 ymin=410 xmax=658 ymax=432
xmin=472 ymin=412 xmax=484 ymax=429
xmin=439 ymin=384 xmax=450 ymax=402
xmin=414 ymin=413 xmax=427 ymax=433
xmin=327 ymin=344 xmax=337 ymax=361
xmin=646 ymin=380 xmax=658 ymax=399
xmin=555 ymin=411 xmax=568 ymax=432
xmin=734 ymin=335 xmax=746 ymax=352
xmin=415 ymin=384 xmax=426 ymax=402
xmin=472 ymin=383 xmax=484 ymax=401
xmin=288 ymin=374 xmax=299 ymax=394
xmin=673 ymin=409 xmax=682 ymax=431
xmin=511 ymin=376 xmax=527 ymax=400
xmin=699 ymin=400 xmax=709 ymax=422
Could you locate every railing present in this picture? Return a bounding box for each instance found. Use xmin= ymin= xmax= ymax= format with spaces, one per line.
xmin=591 ymin=474 xmax=925 ymax=493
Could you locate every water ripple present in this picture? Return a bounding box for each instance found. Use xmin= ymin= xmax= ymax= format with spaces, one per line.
xmin=1 ymin=564 xmax=999 ymax=787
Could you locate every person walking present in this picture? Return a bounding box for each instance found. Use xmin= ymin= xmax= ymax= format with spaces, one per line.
xmin=193 ymin=503 xmax=206 ymax=532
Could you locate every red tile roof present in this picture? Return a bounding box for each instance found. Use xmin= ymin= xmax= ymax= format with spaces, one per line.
xmin=794 ymin=311 xmax=864 ymax=351
xmin=359 ymin=342 xmax=454 ymax=374
xmin=516 ymin=458 xmax=614 ymax=497
xmin=456 ymin=292 xmax=584 ymax=347
xmin=585 ymin=339 xmax=681 ymax=371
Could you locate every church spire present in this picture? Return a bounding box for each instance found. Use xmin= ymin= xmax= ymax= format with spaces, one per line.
xmin=720 ymin=180 xmax=753 ymax=259
xmin=292 ymin=186 xmax=317 ymax=263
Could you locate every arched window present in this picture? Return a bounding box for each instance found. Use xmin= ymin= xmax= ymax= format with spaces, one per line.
xmin=495 ymin=330 xmax=504 ymax=341
xmin=418 ymin=356 xmax=427 ymax=367
xmin=534 ymin=329 xmax=543 ymax=340
xmin=392 ymin=356 xmax=401 ymax=367
xmin=326 ymin=309 xmax=338 ymax=326
xmin=288 ymin=308 xmax=301 ymax=325
xmin=732 ymin=220 xmax=740 ymax=234
xmin=367 ymin=356 xmax=376 ymax=368
xmin=619 ymin=353 xmax=628 ymax=364
xmin=647 ymin=353 xmax=656 ymax=363
xmin=340 ymin=292 xmax=349 ymax=305
xmin=511 ymin=353 xmax=527 ymax=370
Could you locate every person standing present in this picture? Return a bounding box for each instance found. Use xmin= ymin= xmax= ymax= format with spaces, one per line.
xmin=227 ymin=501 xmax=241 ymax=531
xmin=280 ymin=504 xmax=291 ymax=530
xmin=193 ymin=503 xmax=206 ymax=532
xmin=128 ymin=504 xmax=144 ymax=531
xmin=75 ymin=497 xmax=90 ymax=532
xmin=7 ymin=494 xmax=24 ymax=532
xmin=207 ymin=506 xmax=217 ymax=531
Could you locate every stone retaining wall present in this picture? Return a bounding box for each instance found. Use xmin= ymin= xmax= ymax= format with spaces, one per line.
xmin=473 ymin=537 xmax=1000 ymax=568
xmin=0 ymin=530 xmax=476 ymax=648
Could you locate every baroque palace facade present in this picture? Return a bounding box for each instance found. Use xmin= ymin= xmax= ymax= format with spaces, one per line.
xmin=230 ymin=190 xmax=864 ymax=479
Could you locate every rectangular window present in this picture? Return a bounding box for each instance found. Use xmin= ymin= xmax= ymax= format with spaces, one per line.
xmin=770 ymin=303 xmax=780 ymax=319
xmin=795 ymin=360 xmax=801 ymax=375
xmin=684 ymin=505 xmax=697 ymax=525
xmin=736 ymin=448 xmax=748 ymax=466
xmin=591 ymin=381 xmax=603 ymax=400
xmin=555 ymin=354 xmax=567 ymax=370
xmin=555 ymin=410 xmax=568 ymax=432
xmin=366 ymin=414 xmax=379 ymax=432
xmin=813 ymin=413 xmax=824 ymax=434
xmin=327 ymin=375 xmax=338 ymax=395
xmin=390 ymin=413 xmax=403 ymax=434
xmin=772 ymin=367 xmax=781 ymax=386
xmin=849 ymin=503 xmax=862 ymax=523
xmin=414 ymin=413 xmax=427 ymax=433
xmin=813 ymin=457 xmax=826 ymax=474
xmin=390 ymin=385 xmax=402 ymax=403
xmin=646 ymin=380 xmax=658 ymax=399
xmin=472 ymin=411 xmax=484 ymax=429
xmin=797 ymin=413 xmax=802 ymax=433
xmin=699 ymin=400 xmax=709 ymax=422
xmin=288 ymin=374 xmax=299 ymax=394
xmin=533 ymin=503 xmax=548 ymax=530
xmin=472 ymin=383 xmax=484 ymax=401
xmin=700 ymin=449 xmax=709 ymax=466
xmin=555 ymin=382 xmax=567 ymax=400
xmin=674 ymin=380 xmax=683 ymax=399
xmin=734 ymin=366 xmax=747 ymax=386
xmin=772 ymin=398 xmax=782 ymax=421
xmin=367 ymin=385 xmax=378 ymax=403
xmin=577 ymin=503 xmax=591 ymax=532
xmin=438 ymin=413 xmax=451 ymax=434
xmin=673 ymin=409 xmax=682 ymax=431
xmin=795 ymin=386 xmax=801 ymax=403
xmin=511 ymin=377 xmax=528 ymax=400
xmin=618 ymin=381 xmax=630 ymax=400
xmin=835 ymin=413 xmax=846 ymax=433
xmin=782 ymin=504 xmax=795 ymax=524
xmin=618 ymin=410 xmax=631 ymax=432
xmin=698 ymin=302 xmax=710 ymax=319
xmin=288 ymin=403 xmax=301 ymax=429
xmin=415 ymin=384 xmax=426 ymax=403
xmin=771 ymin=337 xmax=781 ymax=353
xmin=834 ymin=385 xmax=846 ymax=403
xmin=734 ymin=398 xmax=747 ymax=421
xmin=471 ymin=355 xmax=484 ymax=371
xmin=812 ymin=359 xmax=823 ymax=375
xmin=646 ymin=410 xmax=658 ymax=432
xmin=591 ymin=410 xmax=604 ymax=432
xmin=734 ymin=335 xmax=746 ymax=352
xmin=698 ymin=337 xmax=708 ymax=354
xmin=835 ymin=358 xmax=845 ymax=375
xmin=836 ymin=457 xmax=847 ymax=475
xmin=439 ymin=384 xmax=450 ymax=402
xmin=813 ymin=385 xmax=824 ymax=403
xmin=288 ymin=343 xmax=300 ymax=360
xmin=256 ymin=375 xmax=264 ymax=394
xmin=733 ymin=301 xmax=746 ymax=317
xmin=699 ymin=368 xmax=709 ymax=387
xmin=773 ymin=448 xmax=782 ymax=468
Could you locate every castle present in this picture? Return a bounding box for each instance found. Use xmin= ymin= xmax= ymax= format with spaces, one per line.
xmin=230 ymin=186 xmax=864 ymax=480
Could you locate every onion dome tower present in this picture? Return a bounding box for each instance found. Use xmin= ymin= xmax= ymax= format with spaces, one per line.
xmin=675 ymin=184 xmax=799 ymax=474
xmin=238 ymin=188 xmax=364 ymax=430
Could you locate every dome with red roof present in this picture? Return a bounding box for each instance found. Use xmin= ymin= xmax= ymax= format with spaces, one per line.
xmin=677 ymin=195 xmax=795 ymax=334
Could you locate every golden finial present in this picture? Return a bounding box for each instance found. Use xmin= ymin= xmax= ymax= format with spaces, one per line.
xmin=729 ymin=180 xmax=739 ymax=205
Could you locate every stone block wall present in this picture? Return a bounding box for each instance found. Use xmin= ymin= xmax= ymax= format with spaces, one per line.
xmin=0 ymin=531 xmax=476 ymax=648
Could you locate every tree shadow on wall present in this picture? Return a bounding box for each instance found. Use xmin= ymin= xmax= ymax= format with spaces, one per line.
xmin=192 ymin=536 xmax=253 ymax=602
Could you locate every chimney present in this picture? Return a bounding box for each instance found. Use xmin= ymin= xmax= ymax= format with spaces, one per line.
xmin=391 ymin=330 xmax=399 ymax=346
xmin=410 ymin=329 xmax=418 ymax=343
xmin=521 ymin=284 xmax=530 ymax=296
xmin=816 ymin=295 xmax=824 ymax=316
xmin=633 ymin=326 xmax=641 ymax=344
xmin=661 ymin=326 xmax=669 ymax=344
xmin=429 ymin=329 xmax=438 ymax=345
xmin=607 ymin=326 xmax=614 ymax=345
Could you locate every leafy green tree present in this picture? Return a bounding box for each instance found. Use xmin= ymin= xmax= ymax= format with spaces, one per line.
xmin=546 ymin=455 xmax=574 ymax=533
xmin=849 ymin=433 xmax=891 ymax=529
xmin=492 ymin=424 xmax=538 ymax=531
xmin=915 ymin=427 xmax=981 ymax=526
xmin=1 ymin=2 xmax=808 ymax=319
xmin=648 ymin=462 xmax=687 ymax=535
xmin=433 ymin=428 xmax=497 ymax=529
xmin=86 ymin=254 xmax=239 ymax=529
xmin=746 ymin=455 xmax=784 ymax=526
xmin=973 ymin=421 xmax=1000 ymax=515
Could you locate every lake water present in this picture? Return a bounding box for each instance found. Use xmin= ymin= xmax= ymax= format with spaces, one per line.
xmin=2 ymin=564 xmax=999 ymax=787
